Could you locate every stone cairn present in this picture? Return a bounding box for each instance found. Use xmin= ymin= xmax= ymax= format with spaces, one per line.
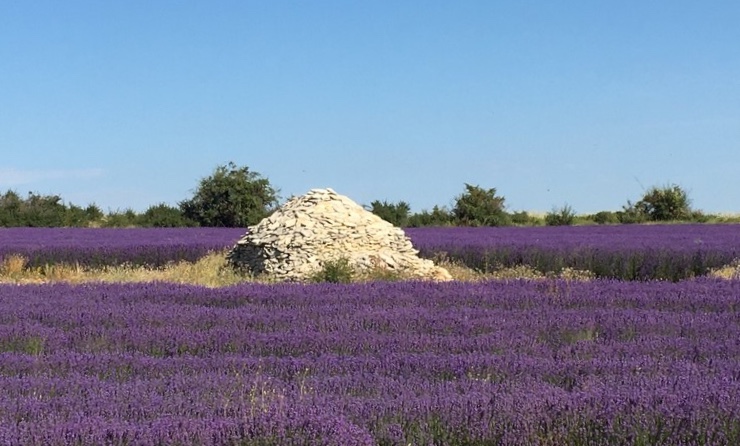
xmin=227 ymin=188 xmax=452 ymax=282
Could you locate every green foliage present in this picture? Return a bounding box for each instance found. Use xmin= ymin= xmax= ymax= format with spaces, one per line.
xmin=102 ymin=209 xmax=139 ymax=227
xmin=452 ymin=184 xmax=510 ymax=226
xmin=0 ymin=191 xmax=64 ymax=226
xmin=0 ymin=190 xmax=23 ymax=226
xmin=84 ymin=204 xmax=104 ymax=222
xmin=368 ymin=200 xmax=411 ymax=227
xmin=179 ymin=162 xmax=279 ymax=227
xmin=510 ymin=211 xmax=539 ymax=226
xmin=689 ymin=209 xmax=709 ymax=223
xmin=63 ymin=204 xmax=89 ymax=227
xmin=623 ymin=184 xmax=694 ymax=222
xmin=591 ymin=211 xmax=620 ymax=225
xmin=616 ymin=207 xmax=646 ymax=224
xmin=140 ymin=203 xmax=195 ymax=227
xmin=311 ymin=258 xmax=354 ymax=283
xmin=545 ymin=204 xmax=576 ymax=226
xmin=20 ymin=192 xmax=66 ymax=226
xmin=407 ymin=205 xmax=454 ymax=227
xmin=0 ymin=190 xmax=107 ymax=227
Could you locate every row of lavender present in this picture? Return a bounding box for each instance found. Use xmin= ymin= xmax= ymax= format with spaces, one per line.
xmin=2 ymin=225 xmax=740 ymax=279
xmin=0 ymin=227 xmax=245 ymax=268
xmin=407 ymin=225 xmax=740 ymax=280
xmin=1 ymin=279 xmax=738 ymax=445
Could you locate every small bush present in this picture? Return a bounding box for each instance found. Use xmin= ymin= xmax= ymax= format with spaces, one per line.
xmin=311 ymin=258 xmax=354 ymax=283
xmin=617 ymin=208 xmax=647 ymax=224
xmin=407 ymin=206 xmax=454 ymax=227
xmin=361 ymin=266 xmax=403 ymax=282
xmin=489 ymin=264 xmax=544 ymax=280
xmin=556 ymin=267 xmax=595 ymax=281
xmin=510 ymin=211 xmax=537 ymax=226
xmin=0 ymin=254 xmax=28 ymax=277
xmin=709 ymin=259 xmax=740 ymax=280
xmin=545 ymin=204 xmax=576 ymax=226
xmin=689 ymin=210 xmax=709 ymax=223
xmin=623 ymin=184 xmax=694 ymax=222
xmin=140 ymin=203 xmax=196 ymax=227
xmin=591 ymin=211 xmax=619 ymax=225
xmin=102 ymin=209 xmax=140 ymax=228
xmin=367 ymin=200 xmax=410 ymax=227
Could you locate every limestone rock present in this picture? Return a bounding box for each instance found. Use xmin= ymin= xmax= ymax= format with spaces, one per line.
xmin=227 ymin=188 xmax=452 ymax=282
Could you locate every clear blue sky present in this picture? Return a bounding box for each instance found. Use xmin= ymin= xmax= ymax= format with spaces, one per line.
xmin=2 ymin=1 xmax=739 ymax=214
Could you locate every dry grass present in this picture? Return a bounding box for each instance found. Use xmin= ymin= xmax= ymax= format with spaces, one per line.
xmin=552 ymin=267 xmax=596 ymax=281
xmin=435 ymin=259 xmax=595 ymax=282
xmin=0 ymin=254 xmax=28 ymax=278
xmin=0 ymin=250 xmax=250 ymax=287
xmin=708 ymin=259 xmax=740 ymax=280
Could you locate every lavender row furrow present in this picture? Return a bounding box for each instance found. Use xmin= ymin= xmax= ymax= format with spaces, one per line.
xmin=407 ymin=225 xmax=740 ymax=280
xmin=0 ymin=280 xmax=739 ymax=444
xmin=0 ymin=227 xmax=244 ymax=268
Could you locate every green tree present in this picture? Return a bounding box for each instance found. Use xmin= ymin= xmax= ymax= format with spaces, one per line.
xmin=452 ymin=183 xmax=510 ymax=226
xmin=367 ymin=200 xmax=411 ymax=227
xmin=84 ymin=204 xmax=104 ymax=223
xmin=0 ymin=190 xmax=23 ymax=226
xmin=179 ymin=162 xmax=279 ymax=227
xmin=22 ymin=192 xmax=66 ymax=227
xmin=623 ymin=184 xmax=693 ymax=222
xmin=64 ymin=204 xmax=89 ymax=227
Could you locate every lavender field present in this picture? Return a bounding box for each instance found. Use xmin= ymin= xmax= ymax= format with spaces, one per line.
xmin=1 ymin=279 xmax=739 ymax=445
xmin=407 ymin=225 xmax=740 ymax=280
xmin=1 ymin=225 xmax=739 ymax=444
xmin=0 ymin=228 xmax=245 ymax=268
xmin=2 ymin=225 xmax=739 ymax=280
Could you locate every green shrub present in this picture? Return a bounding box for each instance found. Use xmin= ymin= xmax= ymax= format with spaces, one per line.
xmin=617 ymin=207 xmax=648 ymax=224
xmin=545 ymin=204 xmax=576 ymax=226
xmin=367 ymin=200 xmax=410 ymax=227
xmin=453 ymin=183 xmax=511 ymax=227
xmin=102 ymin=209 xmax=140 ymax=228
xmin=0 ymin=190 xmax=106 ymax=227
xmin=140 ymin=203 xmax=195 ymax=227
xmin=510 ymin=211 xmax=538 ymax=226
xmin=407 ymin=206 xmax=454 ymax=227
xmin=311 ymin=258 xmax=354 ymax=283
xmin=623 ymin=184 xmax=694 ymax=222
xmin=689 ymin=210 xmax=709 ymax=223
xmin=591 ymin=211 xmax=619 ymax=225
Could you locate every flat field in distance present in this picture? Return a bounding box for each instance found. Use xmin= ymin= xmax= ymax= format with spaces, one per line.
xmin=1 ymin=279 xmax=739 ymax=445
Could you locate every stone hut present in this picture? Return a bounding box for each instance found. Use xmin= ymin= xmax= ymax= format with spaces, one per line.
xmin=227 ymin=188 xmax=452 ymax=282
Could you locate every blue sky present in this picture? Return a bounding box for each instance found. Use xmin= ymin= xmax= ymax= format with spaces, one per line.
xmin=2 ymin=1 xmax=739 ymax=214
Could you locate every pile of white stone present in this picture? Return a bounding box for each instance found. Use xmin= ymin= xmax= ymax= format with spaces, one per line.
xmin=227 ymin=188 xmax=452 ymax=282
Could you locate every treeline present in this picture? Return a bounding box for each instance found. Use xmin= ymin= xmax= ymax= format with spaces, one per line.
xmin=1 ymin=162 xmax=737 ymax=228
xmin=0 ymin=190 xmax=195 ymax=228
xmin=368 ymin=183 xmax=722 ymax=227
